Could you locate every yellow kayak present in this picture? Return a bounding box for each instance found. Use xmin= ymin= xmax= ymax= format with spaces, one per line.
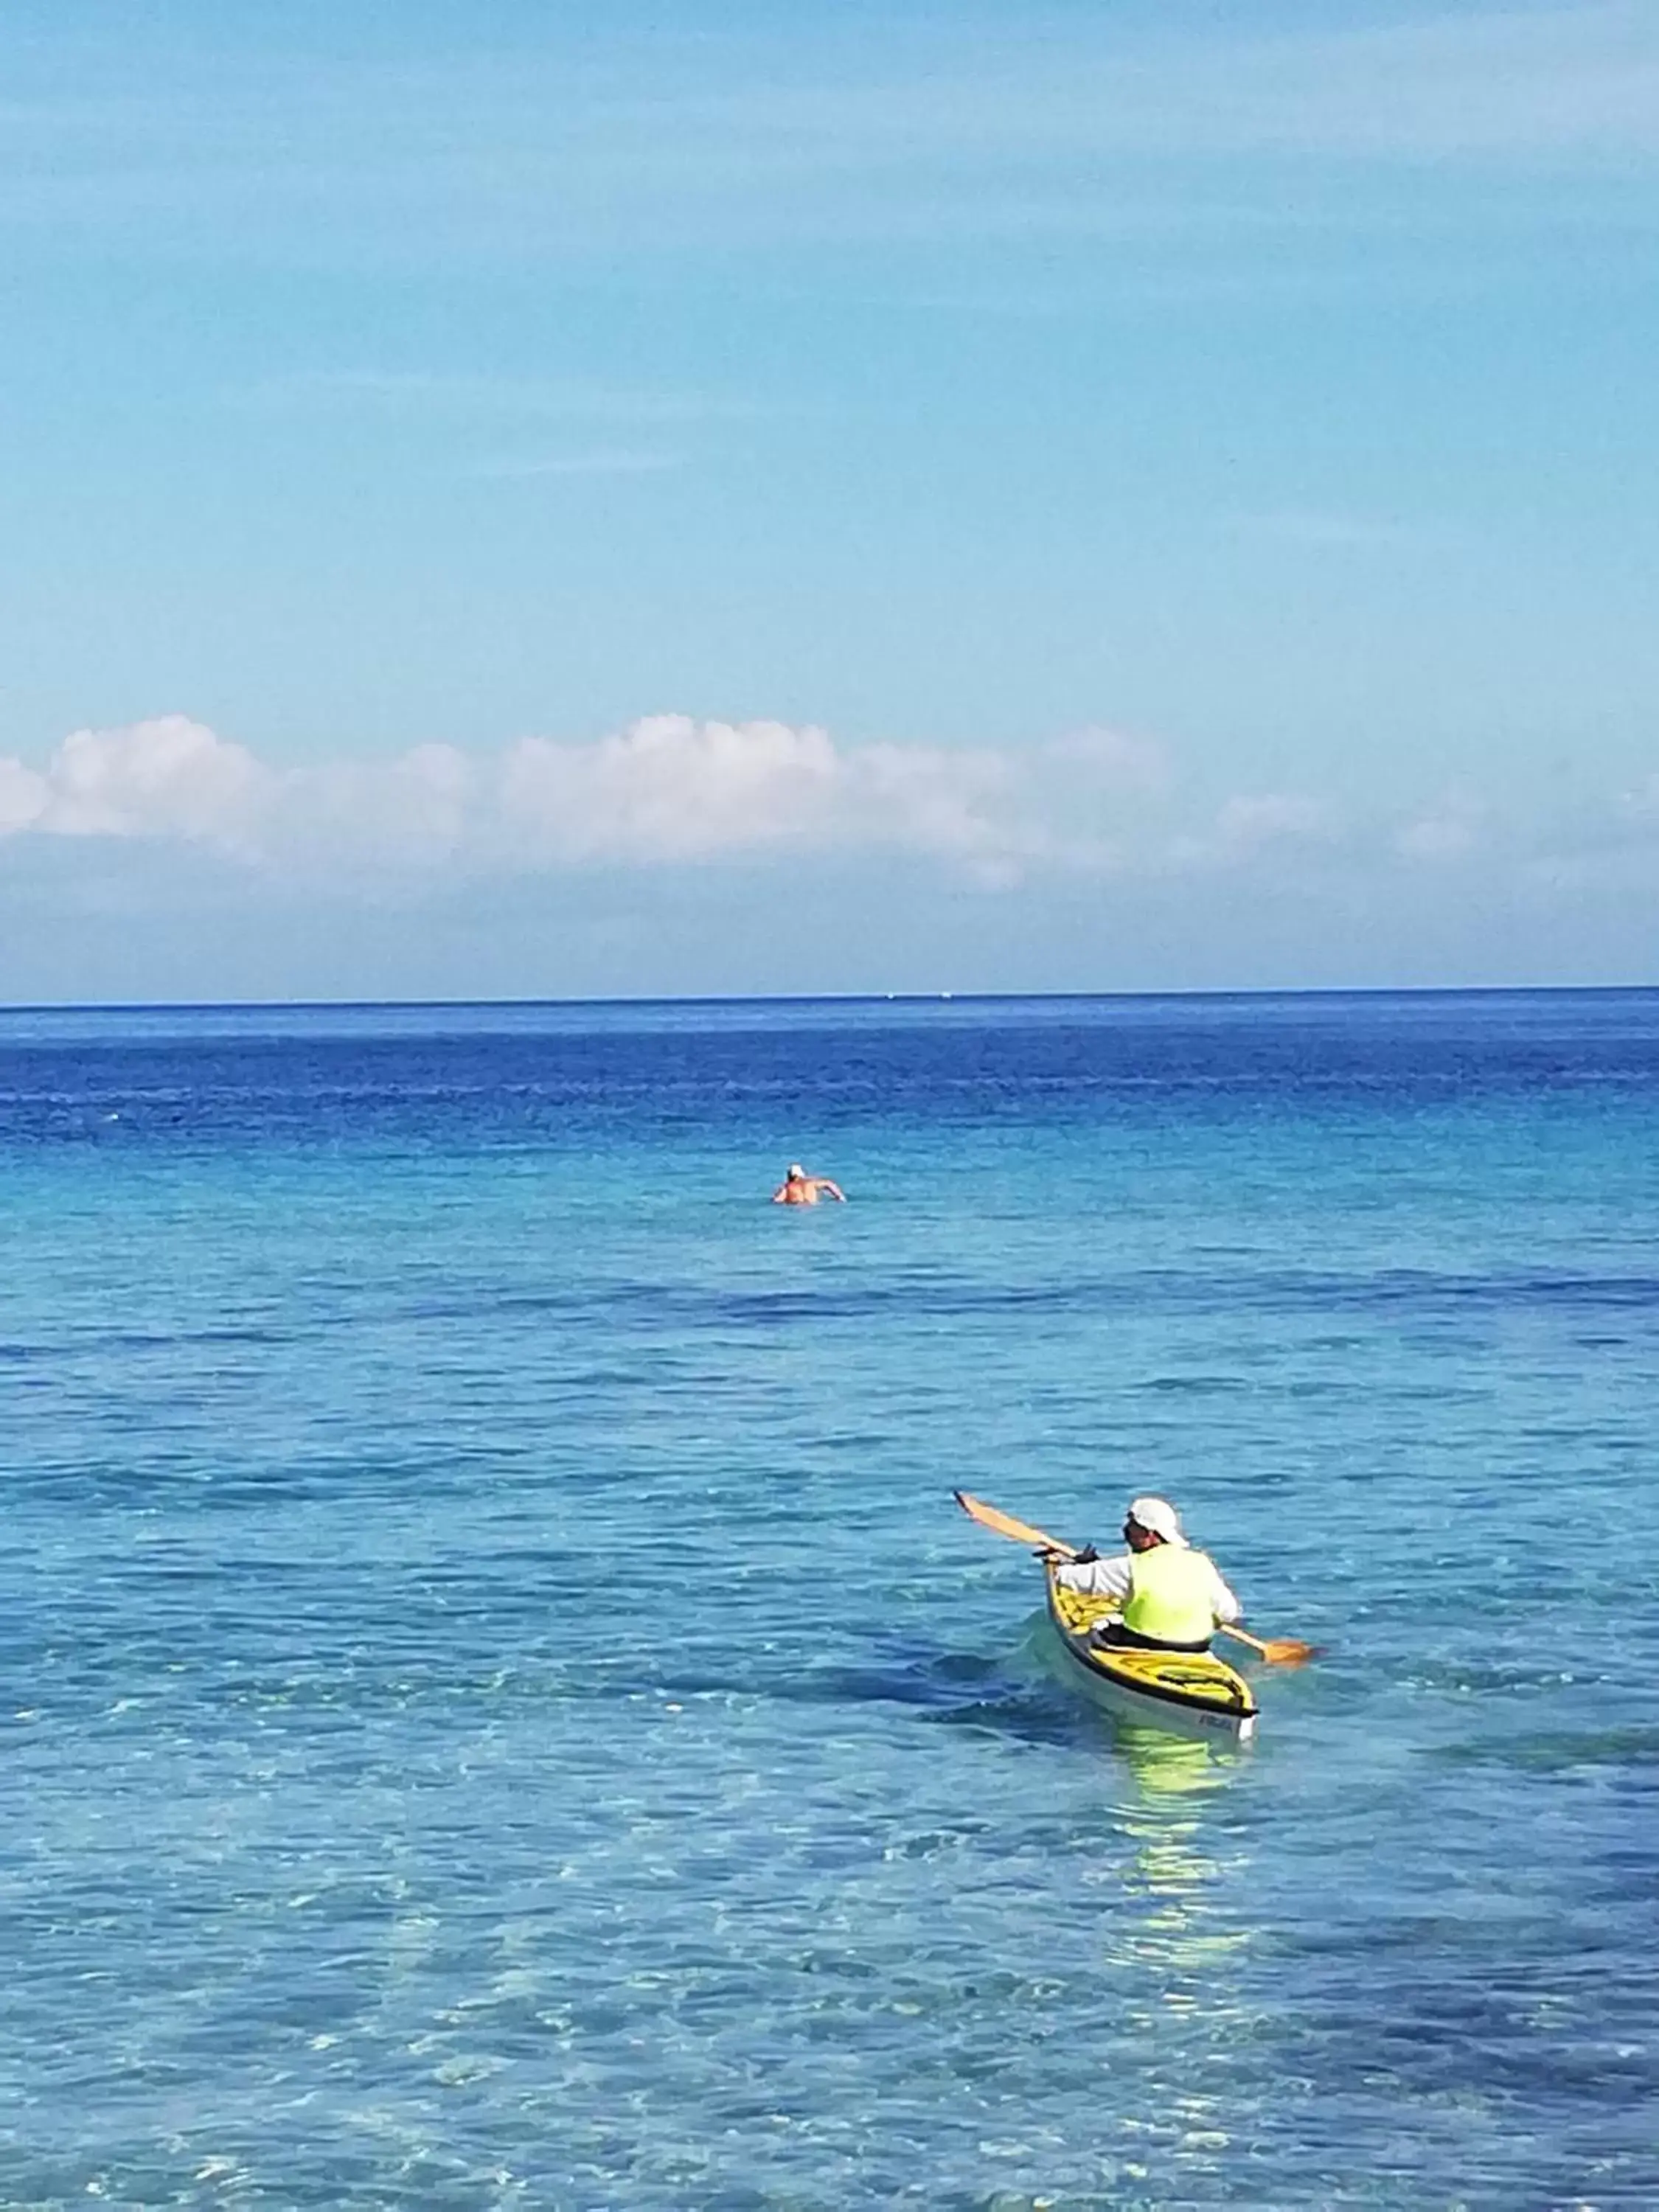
xmin=1045 ymin=1565 xmax=1259 ymax=1740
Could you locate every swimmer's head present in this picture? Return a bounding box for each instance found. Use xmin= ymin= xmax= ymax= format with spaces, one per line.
xmin=786 ymin=1163 xmax=806 ymax=1181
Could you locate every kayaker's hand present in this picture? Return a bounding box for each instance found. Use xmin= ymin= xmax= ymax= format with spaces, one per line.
xmin=1073 ymin=1544 xmax=1099 ymax=1564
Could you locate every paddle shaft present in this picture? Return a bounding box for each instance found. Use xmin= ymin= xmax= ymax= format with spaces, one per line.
xmin=1214 ymin=1622 xmax=1274 ymax=1660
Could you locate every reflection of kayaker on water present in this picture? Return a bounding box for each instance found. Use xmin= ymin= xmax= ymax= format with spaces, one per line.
xmin=771 ymin=1162 xmax=846 ymax=1206
xmin=1049 ymin=1496 xmax=1241 ymax=1655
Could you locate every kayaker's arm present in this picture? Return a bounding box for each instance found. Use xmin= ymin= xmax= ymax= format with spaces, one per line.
xmin=1208 ymin=1562 xmax=1242 ymax=1626
xmin=1052 ymin=1548 xmax=1133 ymax=1601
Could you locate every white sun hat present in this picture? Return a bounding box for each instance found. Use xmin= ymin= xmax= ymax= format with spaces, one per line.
xmin=1127 ymin=1495 xmax=1187 ymax=1546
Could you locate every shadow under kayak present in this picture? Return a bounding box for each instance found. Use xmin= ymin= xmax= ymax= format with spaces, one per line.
xmin=1044 ymin=1564 xmax=1259 ymax=1741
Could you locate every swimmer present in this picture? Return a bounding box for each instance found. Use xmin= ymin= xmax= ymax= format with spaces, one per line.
xmin=771 ymin=1162 xmax=846 ymax=1206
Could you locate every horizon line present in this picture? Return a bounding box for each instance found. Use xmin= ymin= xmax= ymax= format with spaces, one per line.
xmin=3 ymin=983 xmax=1658 ymax=1016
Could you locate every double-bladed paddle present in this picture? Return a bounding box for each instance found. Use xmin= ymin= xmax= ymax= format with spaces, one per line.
xmin=953 ymin=1488 xmax=1318 ymax=1666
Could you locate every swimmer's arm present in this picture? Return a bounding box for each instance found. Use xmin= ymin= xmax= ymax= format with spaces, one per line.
xmin=818 ymin=1180 xmax=846 ymax=1201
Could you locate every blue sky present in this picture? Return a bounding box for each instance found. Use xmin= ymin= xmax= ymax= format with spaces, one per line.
xmin=2 ymin=0 xmax=1657 ymax=998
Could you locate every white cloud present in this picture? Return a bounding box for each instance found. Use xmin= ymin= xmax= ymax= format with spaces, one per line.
xmin=18 ymin=711 xmax=1599 ymax=904
xmin=0 ymin=712 xmax=1155 ymax=886
xmin=495 ymin=717 xmax=1057 ymax=886
xmin=0 ymin=757 xmax=49 ymax=835
xmin=29 ymin=717 xmax=268 ymax=845
xmin=847 ymin=741 xmax=1025 ymax=863
xmin=501 ymin=717 xmax=841 ymax=863
xmin=273 ymin=742 xmax=476 ymax=867
xmin=1154 ymin=792 xmax=1334 ymax=876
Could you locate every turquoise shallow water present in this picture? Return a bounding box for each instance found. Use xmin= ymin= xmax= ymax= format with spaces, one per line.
xmin=4 ymin=993 xmax=1658 ymax=2209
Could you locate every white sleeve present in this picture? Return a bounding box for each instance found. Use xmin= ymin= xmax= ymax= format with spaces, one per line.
xmin=1054 ymin=1552 xmax=1133 ymax=1600
xmin=1207 ymin=1559 xmax=1241 ymax=1624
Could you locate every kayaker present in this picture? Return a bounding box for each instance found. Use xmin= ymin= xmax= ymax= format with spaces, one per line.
xmin=771 ymin=1163 xmax=846 ymax=1206
xmin=1051 ymin=1496 xmax=1241 ymax=1654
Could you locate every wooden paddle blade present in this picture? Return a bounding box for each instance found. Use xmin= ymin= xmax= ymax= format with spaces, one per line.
xmin=1217 ymin=1621 xmax=1320 ymax=1668
xmin=1257 ymin=1638 xmax=1319 ymax=1666
xmin=953 ymin=1490 xmax=1077 ymax=1559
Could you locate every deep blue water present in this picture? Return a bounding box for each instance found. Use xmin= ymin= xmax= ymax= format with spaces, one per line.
xmin=4 ymin=992 xmax=1657 ymax=2210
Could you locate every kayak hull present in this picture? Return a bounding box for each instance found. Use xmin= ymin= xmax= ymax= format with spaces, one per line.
xmin=1043 ymin=1566 xmax=1259 ymax=1740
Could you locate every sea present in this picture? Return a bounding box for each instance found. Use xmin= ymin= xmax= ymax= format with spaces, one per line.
xmin=4 ymin=991 xmax=1657 ymax=2211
